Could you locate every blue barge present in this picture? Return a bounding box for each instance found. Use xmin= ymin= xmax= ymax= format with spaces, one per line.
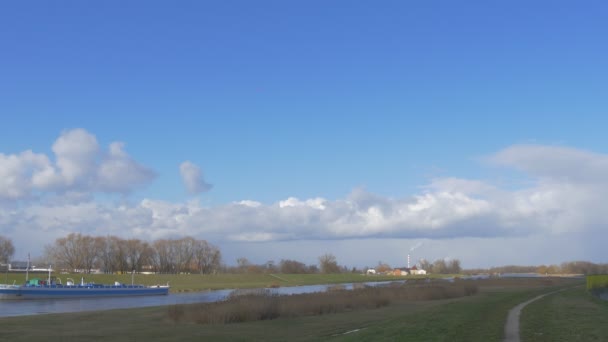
xmin=0 ymin=277 xmax=169 ymax=300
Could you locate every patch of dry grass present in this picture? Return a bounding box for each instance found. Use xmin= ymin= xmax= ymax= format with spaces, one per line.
xmin=167 ymin=282 xmax=479 ymax=325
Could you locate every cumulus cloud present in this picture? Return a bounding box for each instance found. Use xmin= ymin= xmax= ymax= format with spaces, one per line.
xmin=4 ymin=143 xmax=608 ymax=266
xmin=179 ymin=161 xmax=213 ymax=195
xmin=0 ymin=129 xmax=155 ymax=199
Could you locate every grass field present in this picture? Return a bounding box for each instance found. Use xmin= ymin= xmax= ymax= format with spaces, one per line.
xmin=521 ymin=285 xmax=608 ymax=341
xmin=0 ymin=277 xmax=583 ymax=342
xmin=1 ymin=272 xmax=452 ymax=293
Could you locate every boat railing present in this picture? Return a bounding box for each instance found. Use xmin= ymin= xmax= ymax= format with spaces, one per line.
xmin=22 ymin=283 xmax=150 ymax=289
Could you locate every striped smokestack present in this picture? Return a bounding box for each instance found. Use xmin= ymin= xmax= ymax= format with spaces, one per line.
xmin=407 ymin=254 xmax=410 ymax=268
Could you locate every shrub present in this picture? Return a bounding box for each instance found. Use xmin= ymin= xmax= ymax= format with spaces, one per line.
xmin=587 ymin=275 xmax=608 ymax=290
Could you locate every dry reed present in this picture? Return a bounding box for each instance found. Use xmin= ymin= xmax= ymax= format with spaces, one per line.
xmin=167 ymin=282 xmax=479 ymax=325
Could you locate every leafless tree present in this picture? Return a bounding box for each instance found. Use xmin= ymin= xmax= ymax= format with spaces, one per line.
xmin=125 ymin=239 xmax=154 ymax=272
xmin=447 ymin=259 xmax=461 ymax=274
xmin=375 ymin=261 xmax=392 ymax=273
xmin=40 ymin=233 xmax=224 ymax=275
xmin=279 ymin=259 xmax=308 ymax=274
xmin=418 ymin=258 xmax=431 ymax=271
xmin=97 ymin=236 xmax=119 ymax=273
xmin=46 ymin=233 xmax=101 ymax=273
xmin=318 ymin=253 xmax=341 ymax=274
xmin=193 ymin=240 xmax=222 ymax=274
xmin=431 ymin=259 xmax=448 ymax=274
xmin=152 ymin=239 xmax=173 ymax=273
xmin=0 ymin=235 xmax=15 ymax=264
xmin=236 ymin=257 xmax=250 ymax=273
xmin=175 ymin=237 xmax=196 ymax=273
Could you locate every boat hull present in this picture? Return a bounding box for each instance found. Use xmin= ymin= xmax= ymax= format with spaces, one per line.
xmin=0 ymin=285 xmax=169 ymax=300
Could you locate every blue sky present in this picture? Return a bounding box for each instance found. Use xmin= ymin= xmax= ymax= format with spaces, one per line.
xmin=1 ymin=1 xmax=608 ymax=268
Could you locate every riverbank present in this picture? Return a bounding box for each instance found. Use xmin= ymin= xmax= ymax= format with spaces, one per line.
xmin=0 ymin=277 xmax=582 ymax=341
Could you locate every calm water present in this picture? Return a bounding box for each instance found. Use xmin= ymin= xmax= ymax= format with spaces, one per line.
xmin=0 ymin=281 xmax=401 ymax=318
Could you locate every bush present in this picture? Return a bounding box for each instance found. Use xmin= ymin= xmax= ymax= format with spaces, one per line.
xmin=587 ymin=275 xmax=608 ymax=290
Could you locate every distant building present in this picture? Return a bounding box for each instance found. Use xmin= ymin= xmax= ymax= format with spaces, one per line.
xmin=409 ymin=265 xmax=427 ymax=275
xmin=9 ymin=261 xmax=29 ymax=271
xmin=391 ymin=265 xmax=427 ymax=276
xmin=2 ymin=261 xmax=53 ymax=272
xmin=392 ymin=267 xmax=410 ymax=276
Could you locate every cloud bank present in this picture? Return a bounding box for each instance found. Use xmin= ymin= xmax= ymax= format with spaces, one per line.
xmin=2 ymin=139 xmax=608 ymax=265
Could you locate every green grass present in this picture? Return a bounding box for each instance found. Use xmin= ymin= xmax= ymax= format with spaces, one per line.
xmin=521 ymin=286 xmax=608 ymax=341
xmin=331 ymin=288 xmax=559 ymax=342
xmin=0 ymin=272 xmax=445 ymax=293
xmin=587 ymin=274 xmax=608 ymax=290
xmin=0 ymin=278 xmax=581 ymax=342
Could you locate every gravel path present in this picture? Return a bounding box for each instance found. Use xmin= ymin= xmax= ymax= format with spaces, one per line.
xmin=503 ymin=289 xmax=564 ymax=342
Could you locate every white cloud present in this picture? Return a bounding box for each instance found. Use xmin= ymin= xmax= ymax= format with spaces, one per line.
xmin=4 ymin=143 xmax=608 ymax=266
xmin=0 ymin=129 xmax=155 ymax=200
xmin=489 ymin=144 xmax=608 ymax=184
xmin=279 ymin=197 xmax=326 ymax=210
xmin=52 ymin=128 xmax=99 ymax=187
xmin=179 ymin=161 xmax=212 ymax=195
xmin=97 ymin=142 xmax=156 ymax=192
xmin=0 ymin=150 xmax=53 ymax=199
xmin=235 ymin=200 xmax=262 ymax=208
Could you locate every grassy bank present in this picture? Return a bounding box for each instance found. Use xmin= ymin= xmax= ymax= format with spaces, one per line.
xmin=0 ymin=277 xmax=581 ymax=342
xmin=521 ymin=286 xmax=608 ymax=341
xmin=1 ymin=272 xmax=451 ymax=293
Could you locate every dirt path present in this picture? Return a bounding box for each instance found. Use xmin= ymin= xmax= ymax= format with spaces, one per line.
xmin=503 ymin=289 xmax=564 ymax=342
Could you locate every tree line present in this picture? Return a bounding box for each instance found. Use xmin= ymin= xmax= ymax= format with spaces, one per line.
xmin=464 ymin=261 xmax=608 ymax=276
xmin=12 ymin=233 xmax=607 ymax=276
xmin=44 ymin=233 xmax=222 ymax=274
xmin=419 ymin=258 xmax=462 ymax=274
xmin=225 ymin=253 xmax=343 ymax=274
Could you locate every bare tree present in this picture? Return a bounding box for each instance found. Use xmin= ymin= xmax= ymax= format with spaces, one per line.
xmin=0 ymin=236 xmax=15 ymax=264
xmin=46 ymin=233 xmax=101 ymax=273
xmin=38 ymin=233 xmax=225 ymax=275
xmin=97 ymin=236 xmax=112 ymax=273
xmin=376 ymin=261 xmax=392 ymax=273
xmin=175 ymin=237 xmax=196 ymax=273
xmin=447 ymin=259 xmax=461 ymax=274
xmin=236 ymin=257 xmax=250 ymax=273
xmin=318 ymin=253 xmax=341 ymax=274
xmin=152 ymin=239 xmax=173 ymax=273
xmin=279 ymin=259 xmax=308 ymax=274
xmin=112 ymin=237 xmax=130 ymax=273
xmin=193 ymin=240 xmax=221 ymax=274
xmin=125 ymin=239 xmax=153 ymax=272
xmin=418 ymin=258 xmax=431 ymax=271
xmin=431 ymin=259 xmax=448 ymax=274
xmin=80 ymin=235 xmax=101 ymax=273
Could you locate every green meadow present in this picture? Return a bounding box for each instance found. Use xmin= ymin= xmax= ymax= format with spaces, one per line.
xmin=1 ymin=272 xmax=451 ymax=292
xmin=0 ymin=276 xmax=590 ymax=342
xmin=521 ymin=285 xmax=608 ymax=341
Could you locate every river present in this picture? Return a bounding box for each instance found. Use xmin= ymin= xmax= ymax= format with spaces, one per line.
xmin=0 ymin=281 xmax=402 ymax=318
